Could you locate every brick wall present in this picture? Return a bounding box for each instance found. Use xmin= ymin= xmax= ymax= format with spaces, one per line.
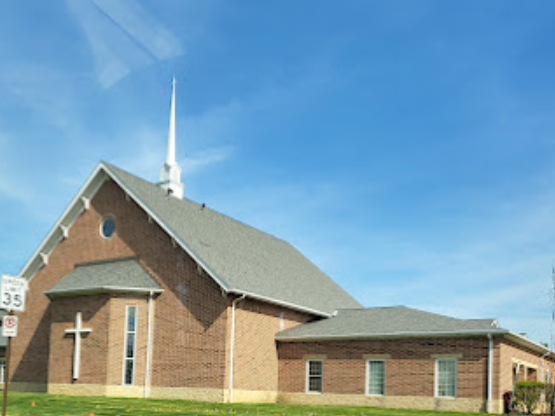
xmin=278 ymin=337 xmax=490 ymax=398
xmin=106 ymin=295 xmax=150 ymax=387
xmin=496 ymin=338 xmax=555 ymax=398
xmin=48 ymin=294 xmax=111 ymax=385
xmin=230 ymin=298 xmax=312 ymax=395
xmin=11 ymin=179 xmax=229 ymax=391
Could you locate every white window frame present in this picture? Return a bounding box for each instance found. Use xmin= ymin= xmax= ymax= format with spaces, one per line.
xmin=122 ymin=305 xmax=138 ymax=386
xmin=366 ymin=359 xmax=386 ymax=396
xmin=306 ymin=359 xmax=324 ymax=393
xmin=435 ymin=358 xmax=457 ymax=398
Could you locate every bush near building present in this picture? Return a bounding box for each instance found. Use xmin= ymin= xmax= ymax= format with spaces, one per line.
xmin=513 ymin=381 xmax=545 ymax=414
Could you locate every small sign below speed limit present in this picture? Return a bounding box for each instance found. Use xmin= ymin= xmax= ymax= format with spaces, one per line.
xmin=1 ymin=275 xmax=27 ymax=312
xmin=2 ymin=315 xmax=18 ymax=337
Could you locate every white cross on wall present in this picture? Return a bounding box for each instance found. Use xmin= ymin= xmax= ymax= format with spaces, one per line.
xmin=65 ymin=312 xmax=92 ymax=380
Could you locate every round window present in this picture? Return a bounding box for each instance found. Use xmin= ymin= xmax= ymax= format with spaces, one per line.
xmin=100 ymin=217 xmax=116 ymax=238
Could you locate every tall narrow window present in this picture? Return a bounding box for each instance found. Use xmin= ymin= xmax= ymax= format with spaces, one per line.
xmin=123 ymin=306 xmax=137 ymax=385
xmin=306 ymin=360 xmax=323 ymax=393
xmin=367 ymin=360 xmax=385 ymax=395
xmin=436 ymin=359 xmax=457 ymax=398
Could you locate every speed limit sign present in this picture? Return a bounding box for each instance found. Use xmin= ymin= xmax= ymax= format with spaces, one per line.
xmin=1 ymin=275 xmax=27 ymax=312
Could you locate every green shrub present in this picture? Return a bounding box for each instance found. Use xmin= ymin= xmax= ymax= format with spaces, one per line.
xmin=545 ymin=383 xmax=555 ymax=416
xmin=513 ymin=381 xmax=545 ymax=414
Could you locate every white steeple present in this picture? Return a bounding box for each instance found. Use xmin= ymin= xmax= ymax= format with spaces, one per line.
xmin=159 ymin=76 xmax=184 ymax=198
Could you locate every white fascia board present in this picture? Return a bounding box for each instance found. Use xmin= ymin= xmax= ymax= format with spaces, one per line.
xmin=45 ymin=286 xmax=164 ymax=298
xmin=20 ymin=164 xmax=108 ymax=281
xmin=229 ymin=289 xmax=330 ymax=318
xmin=101 ymin=163 xmax=230 ymax=293
xmin=505 ymin=332 xmax=555 ymax=358
xmin=276 ymin=329 xmax=509 ymax=342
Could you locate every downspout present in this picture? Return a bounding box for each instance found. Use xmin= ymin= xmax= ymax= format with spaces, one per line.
xmin=144 ymin=291 xmax=155 ymax=398
xmin=487 ymin=334 xmax=494 ymax=413
xmin=541 ymin=350 xmax=551 ymax=382
xmin=228 ymin=294 xmax=246 ymax=403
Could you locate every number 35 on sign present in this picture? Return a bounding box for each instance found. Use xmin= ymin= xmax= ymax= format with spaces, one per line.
xmin=1 ymin=275 xmax=27 ymax=312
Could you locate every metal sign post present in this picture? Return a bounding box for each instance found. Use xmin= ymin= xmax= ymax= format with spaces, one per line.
xmin=0 ymin=274 xmax=27 ymax=416
xmin=1 ymin=315 xmax=12 ymax=416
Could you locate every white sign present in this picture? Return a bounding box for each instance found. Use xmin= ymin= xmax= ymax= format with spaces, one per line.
xmin=2 ymin=315 xmax=18 ymax=337
xmin=1 ymin=275 xmax=27 ymax=312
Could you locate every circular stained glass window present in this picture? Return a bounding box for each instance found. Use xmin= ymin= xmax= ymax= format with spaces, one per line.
xmin=100 ymin=217 xmax=116 ymax=238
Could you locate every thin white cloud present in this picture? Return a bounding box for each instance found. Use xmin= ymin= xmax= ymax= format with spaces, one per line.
xmin=109 ymin=124 xmax=233 ymax=183
xmin=0 ymin=133 xmax=34 ymax=203
xmin=66 ymin=0 xmax=182 ymax=88
xmin=183 ymin=146 xmax=233 ymax=175
xmin=91 ymin=0 xmax=182 ymax=60
xmin=0 ymin=63 xmax=76 ymax=130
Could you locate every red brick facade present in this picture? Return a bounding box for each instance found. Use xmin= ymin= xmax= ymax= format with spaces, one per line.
xmin=11 ymin=179 xmax=230 ymax=394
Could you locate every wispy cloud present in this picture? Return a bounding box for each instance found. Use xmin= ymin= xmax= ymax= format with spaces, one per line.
xmin=184 ymin=146 xmax=233 ymax=175
xmin=0 ymin=63 xmax=77 ymax=130
xmin=91 ymin=0 xmax=182 ymax=61
xmin=66 ymin=0 xmax=182 ymax=88
xmin=0 ymin=133 xmax=34 ymax=203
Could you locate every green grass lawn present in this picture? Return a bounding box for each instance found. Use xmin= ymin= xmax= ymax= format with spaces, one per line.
xmin=0 ymin=392 xmax=479 ymax=416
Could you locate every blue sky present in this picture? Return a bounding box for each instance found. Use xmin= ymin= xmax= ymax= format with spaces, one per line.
xmin=1 ymin=1 xmax=555 ymax=344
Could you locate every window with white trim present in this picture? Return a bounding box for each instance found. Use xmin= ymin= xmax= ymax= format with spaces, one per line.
xmin=367 ymin=360 xmax=385 ymax=395
xmin=306 ymin=360 xmax=323 ymax=393
xmin=123 ymin=306 xmax=137 ymax=385
xmin=435 ymin=358 xmax=457 ymax=398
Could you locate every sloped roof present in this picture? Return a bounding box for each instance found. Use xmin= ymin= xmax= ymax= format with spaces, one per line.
xmin=45 ymin=257 xmax=163 ymax=298
xmin=99 ymin=163 xmax=360 ymax=315
xmin=276 ymin=306 xmax=508 ymax=340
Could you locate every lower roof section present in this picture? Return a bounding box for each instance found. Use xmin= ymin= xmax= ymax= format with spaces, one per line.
xmin=276 ymin=306 xmax=508 ymax=341
xmin=45 ymin=256 xmax=163 ymax=298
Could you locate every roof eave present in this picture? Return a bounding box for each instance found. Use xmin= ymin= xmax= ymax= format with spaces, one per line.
xmin=45 ymin=286 xmax=164 ymax=299
xmin=504 ymin=332 xmax=555 ymax=358
xmin=276 ymin=329 xmax=510 ymax=342
xmin=229 ymin=289 xmax=331 ymax=318
xmin=20 ymin=164 xmax=109 ymax=281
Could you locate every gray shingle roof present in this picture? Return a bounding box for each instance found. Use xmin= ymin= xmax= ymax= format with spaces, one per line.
xmin=45 ymin=257 xmax=163 ymax=298
xmin=103 ymin=163 xmax=361 ymax=315
xmin=276 ymin=306 xmax=508 ymax=340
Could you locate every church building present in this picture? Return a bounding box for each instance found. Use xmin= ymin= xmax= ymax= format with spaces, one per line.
xmin=6 ymin=80 xmax=555 ymax=414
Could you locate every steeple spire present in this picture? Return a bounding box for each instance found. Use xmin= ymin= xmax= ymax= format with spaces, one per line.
xmin=159 ymin=76 xmax=184 ymax=198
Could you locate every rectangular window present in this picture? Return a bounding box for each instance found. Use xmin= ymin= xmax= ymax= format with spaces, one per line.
xmin=123 ymin=306 xmax=137 ymax=385
xmin=306 ymin=360 xmax=323 ymax=393
xmin=436 ymin=359 xmax=457 ymax=398
xmin=367 ymin=360 xmax=385 ymax=395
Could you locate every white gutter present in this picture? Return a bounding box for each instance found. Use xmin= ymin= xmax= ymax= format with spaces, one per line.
xmin=144 ymin=291 xmax=155 ymax=398
xmin=487 ymin=334 xmax=494 ymax=413
xmin=277 ymin=329 xmax=509 ymax=342
xmin=229 ymin=290 xmax=330 ymax=318
xmin=505 ymin=332 xmax=555 ymax=358
xmin=228 ymin=294 xmax=246 ymax=403
xmin=45 ymin=286 xmax=164 ymax=298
